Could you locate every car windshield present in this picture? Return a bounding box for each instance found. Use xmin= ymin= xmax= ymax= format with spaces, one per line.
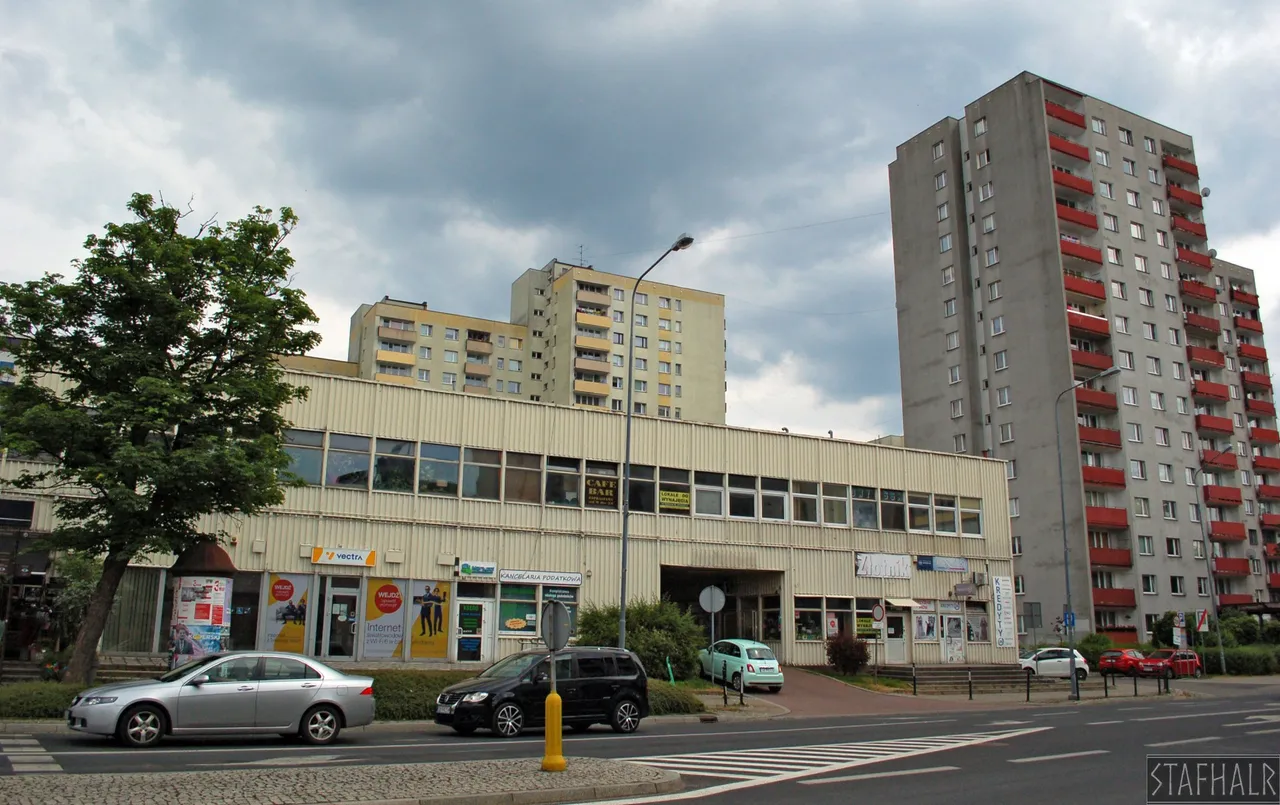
xmin=1018 ymin=649 xmax=1038 ymax=659
xmin=746 ymin=647 xmax=775 ymax=660
xmin=478 ymin=653 xmax=546 ymax=679
xmin=156 ymin=654 xmax=223 ymax=683
xmin=1101 ymin=651 xmax=1122 ymax=658
xmin=1149 ymin=650 xmax=1175 ymax=659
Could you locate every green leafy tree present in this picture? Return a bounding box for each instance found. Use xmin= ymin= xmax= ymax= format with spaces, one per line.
xmin=50 ymin=551 xmax=103 ymax=644
xmin=0 ymin=194 xmax=321 ymax=684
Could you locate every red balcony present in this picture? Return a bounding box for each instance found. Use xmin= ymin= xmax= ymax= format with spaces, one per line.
xmin=1064 ymin=272 xmax=1106 ymax=300
xmin=1218 ymin=593 xmax=1254 ymax=607
xmin=1071 ymin=349 xmax=1113 ymax=371
xmin=1256 ymin=484 xmax=1280 ymax=501
xmin=1049 ymin=134 xmax=1090 ymax=162
xmin=1201 ymin=450 xmax=1238 ymax=470
xmin=1079 ymin=425 xmax=1123 ymax=449
xmin=1235 ymin=316 xmax=1265 ymax=335
xmin=1179 ymin=279 xmax=1217 ymax=302
xmin=1162 ymin=153 xmax=1200 ymax=179
xmin=1266 ymin=543 xmax=1280 ymax=557
xmin=1075 ymin=386 xmax=1118 ymax=411
xmin=1195 ymin=414 xmax=1234 ymax=435
xmin=1186 ymin=347 xmax=1226 ymax=370
xmin=1243 ymin=371 xmax=1272 ymax=391
xmin=1212 ymin=557 xmax=1251 ymax=576
xmin=1089 ymin=546 xmax=1133 ymax=568
xmin=1052 ymin=169 xmax=1094 ymax=195
xmin=1262 ymin=514 xmax=1280 ymax=529
xmin=1060 ymin=239 xmax=1104 ymax=265
xmin=1086 ymin=506 xmax=1129 ymax=529
xmin=1092 ymin=587 xmax=1137 ymax=608
xmin=1081 ymin=466 xmax=1126 ymax=488
xmin=1255 ymin=454 xmax=1280 ymax=471
xmin=1247 ymin=399 xmax=1276 ymax=417
xmin=1057 ymin=204 xmax=1099 ymax=231
xmin=1250 ymin=427 xmax=1280 ymax=445
xmin=1183 ymin=312 xmax=1221 ymax=334
xmin=1231 ymin=288 xmax=1260 ymax=308
xmin=1168 ymin=185 xmax=1204 ymax=208
xmin=1068 ymin=310 xmax=1110 ymax=337
xmin=1204 ymin=485 xmax=1243 ymax=506
xmin=1239 ymin=343 xmax=1268 ymax=362
xmin=1208 ymin=521 xmax=1247 ymax=542
xmin=1192 ymin=379 xmax=1230 ymax=402
xmin=1171 ymin=215 xmax=1208 ymax=240
xmin=1045 ymin=100 xmax=1086 ymax=128
xmin=1176 ymin=247 xmax=1213 ymax=270
xmin=1269 ymin=573 xmax=1280 ymax=590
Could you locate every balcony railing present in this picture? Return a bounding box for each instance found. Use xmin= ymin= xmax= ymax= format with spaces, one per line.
xmin=1176 ymin=247 xmax=1213 ymax=271
xmin=1253 ymin=455 xmax=1280 ymax=472
xmin=1183 ymin=312 xmax=1221 ymax=334
xmin=1256 ymin=484 xmax=1280 ymax=501
xmin=1261 ymin=514 xmax=1280 ymax=529
xmin=377 ymin=325 xmax=417 ymax=343
xmin=1064 ymin=272 xmax=1106 ymax=300
xmin=1265 ymin=543 xmax=1280 ymax=557
xmin=1171 ymin=215 xmax=1208 ymax=239
xmin=1085 ymin=506 xmax=1129 ymax=529
xmin=1212 ymin=557 xmax=1251 ymax=576
xmin=1269 ymin=573 xmax=1280 ymax=590
xmin=1092 ymin=587 xmax=1137 ymax=608
xmin=465 ymin=339 xmax=494 ymax=356
xmin=1078 ymin=425 xmax=1123 ymax=449
xmin=1239 ymin=343 xmax=1268 ymax=362
xmin=1231 ymin=288 xmax=1260 ymax=308
xmin=1208 ymin=521 xmax=1247 ymax=541
xmin=1162 ymin=153 xmax=1200 ymax=178
xmin=1060 ymin=239 xmax=1104 ymax=265
xmin=1052 ymin=169 xmax=1094 ymax=195
xmin=1081 ymin=466 xmax=1126 ymax=487
xmin=1178 ymin=279 xmax=1216 ymax=302
xmin=1168 ymin=185 xmax=1204 ymax=208
xmin=1192 ymin=379 xmax=1230 ymax=401
xmin=1235 ymin=316 xmax=1265 ymax=334
xmin=1200 ymin=450 xmax=1238 ymax=470
xmin=1195 ymin=414 xmax=1234 ymax=435
xmin=1250 ymin=427 xmax=1280 ymax=445
xmin=1049 ymin=134 xmax=1090 ymax=161
xmin=1045 ymin=100 xmax=1086 ymax=128
xmin=1067 ymin=310 xmax=1110 ymax=337
xmin=1186 ymin=347 xmax=1226 ymax=369
xmin=1075 ymin=387 xmax=1118 ymax=411
xmin=1071 ymin=349 xmax=1113 ymax=371
xmin=1247 ymin=399 xmax=1277 ymax=417
xmin=1203 ymin=485 xmax=1243 ymax=506
xmin=576 ymin=289 xmax=613 ymax=308
xmin=1089 ymin=546 xmax=1133 ymax=567
xmin=1242 ymin=371 xmax=1272 ymax=390
xmin=1057 ymin=204 xmax=1099 ymax=230
xmin=1218 ymin=593 xmax=1253 ymax=607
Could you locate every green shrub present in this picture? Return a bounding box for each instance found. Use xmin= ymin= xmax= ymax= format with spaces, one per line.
xmin=1076 ymin=632 xmax=1113 ymax=667
xmin=1193 ymin=646 xmax=1277 ymax=676
xmin=1262 ymin=620 xmax=1280 ymax=646
xmin=647 ymin=680 xmax=705 ymax=715
xmin=575 ymin=598 xmax=704 ymax=681
xmin=826 ymin=633 xmax=869 ymax=676
xmin=0 ymin=682 xmax=84 ymax=719
xmin=1220 ymin=612 xmax=1261 ymax=646
xmin=346 ymin=669 xmax=476 ymax=720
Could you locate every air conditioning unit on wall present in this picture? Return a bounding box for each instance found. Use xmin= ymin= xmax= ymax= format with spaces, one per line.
xmin=972 ymin=572 xmax=987 ymax=587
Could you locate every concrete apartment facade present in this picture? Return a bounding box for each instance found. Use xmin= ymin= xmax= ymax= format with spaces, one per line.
xmin=891 ymin=71 xmax=1278 ymax=646
xmin=346 ymin=259 xmax=727 ymax=424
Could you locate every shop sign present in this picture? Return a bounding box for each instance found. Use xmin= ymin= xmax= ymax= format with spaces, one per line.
xmin=855 ymin=616 xmax=880 ymax=637
xmin=542 ymin=587 xmax=578 ymax=602
xmin=992 ymin=576 xmax=1016 ymax=649
xmin=363 ymin=578 xmax=406 ymax=660
xmin=658 ymin=489 xmax=690 ymax=511
xmin=922 ymin=556 xmax=968 ymax=573
xmin=855 ymin=552 xmax=912 ymax=579
xmin=499 ymin=569 xmax=583 ymax=586
xmin=459 ymin=560 xmax=497 ymax=580
xmin=953 ymin=582 xmax=978 ymax=598
xmin=584 ymin=476 xmax=618 ymax=508
xmin=311 ymin=547 xmax=376 ymax=567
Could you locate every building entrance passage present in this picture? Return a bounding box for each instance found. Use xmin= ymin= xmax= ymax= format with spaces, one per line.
xmin=660 ymin=565 xmax=785 ymax=653
xmin=315 ymin=576 xmax=361 ymax=659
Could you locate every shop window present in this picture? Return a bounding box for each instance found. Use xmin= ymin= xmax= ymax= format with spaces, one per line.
xmin=325 ymin=434 xmax=371 ymax=489
xmin=934 ymin=495 xmax=957 ymax=534
xmin=282 ymin=429 xmax=324 ymax=485
xmin=693 ymin=472 xmax=724 ymax=516
xmin=728 ymin=475 xmax=757 ymax=518
xmin=960 ymin=497 xmax=983 ymax=536
xmin=462 ymin=448 xmax=502 ymax=500
xmin=545 ymin=457 xmax=582 ymax=506
xmin=852 ymin=486 xmax=878 ymax=529
xmin=794 ymin=596 xmax=823 ymax=640
xmin=504 ymin=452 xmax=542 ymax=503
xmin=373 ymin=438 xmax=416 ymax=492
xmin=418 ymin=443 xmax=460 ymax=496
xmin=498 ymin=584 xmax=538 ymax=634
xmin=658 ymin=468 xmax=691 ymax=515
xmin=855 ymin=598 xmax=880 ymax=638
xmin=966 ymin=602 xmax=990 ymax=642
xmin=792 ymin=481 xmax=819 ymax=523
xmin=762 ymin=595 xmax=781 ymax=641
xmin=543 ymin=586 xmax=578 ymax=634
xmin=821 ymin=483 xmax=849 ymax=525
xmin=584 ymin=461 xmax=619 ymax=510
xmin=760 ymin=477 xmax=788 ymax=520
xmin=826 ymin=597 xmax=853 ymax=637
xmin=880 ymin=489 xmax=906 ymax=530
xmin=627 ymin=465 xmax=656 ymax=513
xmin=907 ymin=492 xmax=932 ymax=531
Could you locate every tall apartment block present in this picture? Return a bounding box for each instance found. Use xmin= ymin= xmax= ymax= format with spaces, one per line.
xmin=890 ymin=71 xmax=1278 ymax=646
xmin=345 ymin=259 xmax=727 ymax=424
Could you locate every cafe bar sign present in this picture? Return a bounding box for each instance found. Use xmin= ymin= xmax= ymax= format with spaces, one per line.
xmin=310 ymin=547 xmax=377 ymax=567
xmin=585 ymin=477 xmax=618 ymax=508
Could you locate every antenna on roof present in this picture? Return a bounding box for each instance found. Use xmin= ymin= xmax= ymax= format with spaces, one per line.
xmin=578 ymin=244 xmax=585 ymax=266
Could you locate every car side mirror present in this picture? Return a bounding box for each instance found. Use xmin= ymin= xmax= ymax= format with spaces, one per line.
xmin=190 ymin=674 xmax=210 ymax=686
xmin=534 ymin=672 xmax=549 ymax=684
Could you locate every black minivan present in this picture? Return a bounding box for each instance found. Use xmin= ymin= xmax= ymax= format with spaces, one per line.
xmin=434 ymin=646 xmax=650 ymax=738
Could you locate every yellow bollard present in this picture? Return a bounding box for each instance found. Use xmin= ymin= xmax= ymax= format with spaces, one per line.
xmin=541 ymin=690 xmax=567 ymax=772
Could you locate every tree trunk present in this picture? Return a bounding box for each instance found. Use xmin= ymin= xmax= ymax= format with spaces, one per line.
xmin=62 ymin=549 xmax=132 ymax=687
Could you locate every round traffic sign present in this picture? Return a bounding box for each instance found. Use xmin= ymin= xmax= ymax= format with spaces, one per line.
xmin=541 ymin=600 xmax=572 ymax=651
xmin=871 ymin=603 xmax=885 ymax=622
xmin=698 ymin=585 xmax=726 ymax=614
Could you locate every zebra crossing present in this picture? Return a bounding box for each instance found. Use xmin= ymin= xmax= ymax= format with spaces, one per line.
xmin=0 ymin=734 xmax=63 ymax=774
xmin=625 ymin=727 xmax=1048 ymax=783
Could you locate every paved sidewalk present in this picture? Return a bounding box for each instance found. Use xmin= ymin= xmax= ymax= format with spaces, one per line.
xmin=0 ymin=756 xmax=682 ymax=805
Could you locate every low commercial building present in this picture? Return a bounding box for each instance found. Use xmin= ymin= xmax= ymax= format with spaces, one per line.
xmin=2 ymin=370 xmax=1018 ymax=668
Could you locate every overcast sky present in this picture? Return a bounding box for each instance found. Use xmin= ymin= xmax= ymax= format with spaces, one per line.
xmin=3 ymin=1 xmax=1277 ymax=441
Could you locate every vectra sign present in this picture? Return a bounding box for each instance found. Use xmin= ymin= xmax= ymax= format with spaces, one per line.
xmin=310 ymin=547 xmax=377 ymax=567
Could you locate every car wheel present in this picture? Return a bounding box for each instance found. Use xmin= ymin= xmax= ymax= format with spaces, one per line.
xmin=452 ymin=725 xmax=477 ymax=736
xmin=731 ymin=672 xmax=743 ymax=691
xmin=117 ymin=704 xmax=165 ymax=749
xmin=611 ymin=699 xmax=642 ymax=734
xmin=1194 ymin=667 xmax=1204 ymax=679
xmin=1075 ymin=668 xmax=1087 ymax=681
xmin=1164 ymin=668 xmax=1175 ymax=680
xmin=300 ymin=705 xmax=342 ymax=745
xmin=492 ymin=702 xmax=525 ymax=738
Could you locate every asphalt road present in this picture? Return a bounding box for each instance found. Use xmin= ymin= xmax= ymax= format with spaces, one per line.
xmin=4 ymin=688 xmax=1279 ymax=804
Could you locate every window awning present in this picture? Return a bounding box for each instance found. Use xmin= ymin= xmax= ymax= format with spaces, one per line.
xmin=885 ymin=598 xmax=920 ymax=609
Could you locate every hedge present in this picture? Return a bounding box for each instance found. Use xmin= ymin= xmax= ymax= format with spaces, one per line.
xmin=1193 ymin=646 xmax=1280 ymax=676
xmin=0 ymin=682 xmax=82 ymax=720
xmin=646 ymin=680 xmax=706 ymax=715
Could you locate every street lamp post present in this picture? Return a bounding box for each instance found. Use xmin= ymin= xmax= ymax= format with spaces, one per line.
xmin=1054 ymin=365 xmax=1121 ymax=701
xmin=1192 ymin=450 xmax=1230 ymax=676
xmin=618 ymin=234 xmax=694 ymax=650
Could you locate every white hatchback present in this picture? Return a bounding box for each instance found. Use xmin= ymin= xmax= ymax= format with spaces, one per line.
xmin=1019 ymin=647 xmax=1090 ymax=680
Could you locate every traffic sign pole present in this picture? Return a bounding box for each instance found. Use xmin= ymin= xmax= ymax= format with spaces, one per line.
xmin=541 ymin=600 xmax=571 ymax=773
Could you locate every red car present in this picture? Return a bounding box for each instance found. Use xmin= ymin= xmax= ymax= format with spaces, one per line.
xmin=1136 ymin=649 xmax=1203 ymax=679
xmin=1098 ymin=648 xmax=1145 ymax=677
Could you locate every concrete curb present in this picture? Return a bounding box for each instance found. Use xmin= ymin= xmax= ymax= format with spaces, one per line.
xmin=327 ymin=769 xmax=683 ymax=805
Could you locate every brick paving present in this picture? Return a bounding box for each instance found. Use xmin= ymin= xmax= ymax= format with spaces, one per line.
xmin=0 ymin=756 xmax=680 ymax=805
xmin=773 ymin=670 xmax=991 ymax=716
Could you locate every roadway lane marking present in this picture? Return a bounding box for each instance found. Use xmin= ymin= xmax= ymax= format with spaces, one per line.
xmin=1132 ymin=707 xmax=1265 ymax=723
xmin=1118 ymin=706 xmax=1153 ymax=711
xmin=1087 ymin=721 xmax=1122 ymax=725
xmin=1246 ymin=728 xmax=1280 ymax=736
xmin=1145 ymin=737 xmax=1222 ymax=747
xmin=800 ymin=765 xmax=960 ymax=785
xmin=1008 ymin=750 xmax=1109 ymax=764
xmin=1222 ymin=715 xmax=1280 ymax=728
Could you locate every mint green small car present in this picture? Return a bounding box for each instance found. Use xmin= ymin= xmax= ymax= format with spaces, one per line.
xmin=699 ymin=639 xmax=784 ymax=693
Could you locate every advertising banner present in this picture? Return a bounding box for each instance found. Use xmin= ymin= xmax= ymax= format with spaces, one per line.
xmin=363 ymin=578 xmax=406 ymax=660
xmin=584 ymin=476 xmax=618 ymax=508
xmin=409 ymin=580 xmax=451 ymax=659
xmin=855 ymin=552 xmax=912 ymax=579
xmin=992 ymin=576 xmax=1017 ymax=649
xmin=169 ymin=576 xmax=232 ymax=668
xmin=264 ymin=573 xmax=310 ymax=654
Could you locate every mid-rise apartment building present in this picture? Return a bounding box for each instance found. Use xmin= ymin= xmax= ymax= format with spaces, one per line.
xmin=890 ymin=71 xmax=1278 ymax=645
xmin=346 ymin=259 xmax=727 ymax=424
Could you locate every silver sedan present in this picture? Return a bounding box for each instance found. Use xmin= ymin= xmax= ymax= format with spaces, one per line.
xmin=65 ymin=651 xmax=376 ymax=748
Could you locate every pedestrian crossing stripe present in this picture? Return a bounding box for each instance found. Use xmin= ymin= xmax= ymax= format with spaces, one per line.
xmin=0 ymin=735 xmax=65 ymax=775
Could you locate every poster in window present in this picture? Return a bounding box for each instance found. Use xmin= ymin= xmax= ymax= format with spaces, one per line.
xmin=942 ymin=614 xmax=965 ymax=663
xmin=966 ymin=610 xmax=990 ymax=642
xmin=409 ymin=580 xmax=451 ymax=659
xmin=913 ymin=613 xmax=938 ymax=641
xmin=585 ymin=476 xmax=618 ymax=508
xmin=363 ymin=578 xmax=406 ymax=660
xmin=263 ymin=573 xmax=310 ymax=654
xmin=658 ymin=489 xmax=690 ymax=511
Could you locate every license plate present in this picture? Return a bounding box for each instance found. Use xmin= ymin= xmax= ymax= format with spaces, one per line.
xmin=437 ymin=704 xmax=453 ymax=715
